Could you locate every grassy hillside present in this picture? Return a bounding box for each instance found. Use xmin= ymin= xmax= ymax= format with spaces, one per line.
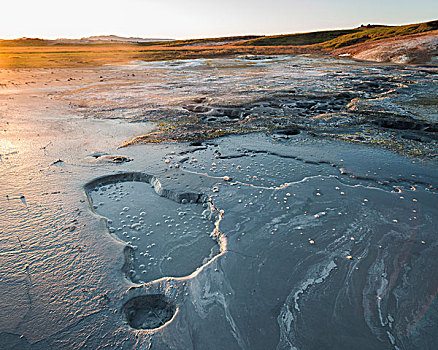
xmin=137 ymin=35 xmax=262 ymax=47
xmin=320 ymin=20 xmax=438 ymax=48
xmin=238 ymin=20 xmax=438 ymax=47
xmin=238 ymin=29 xmax=360 ymax=46
xmin=0 ymin=38 xmax=52 ymax=47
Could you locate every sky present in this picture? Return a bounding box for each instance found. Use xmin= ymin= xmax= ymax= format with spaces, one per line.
xmin=1 ymin=0 xmax=437 ymax=40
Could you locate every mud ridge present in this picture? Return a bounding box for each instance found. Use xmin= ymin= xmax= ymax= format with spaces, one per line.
xmin=177 ymin=147 xmax=437 ymax=192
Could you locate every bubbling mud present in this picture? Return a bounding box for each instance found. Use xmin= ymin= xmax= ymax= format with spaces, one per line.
xmin=85 ymin=172 xmax=224 ymax=284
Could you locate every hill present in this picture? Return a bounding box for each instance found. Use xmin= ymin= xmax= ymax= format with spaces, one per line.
xmin=333 ymin=29 xmax=438 ymax=64
xmin=0 ymin=20 xmax=436 ymax=67
xmin=237 ymin=20 xmax=438 ymax=48
xmin=0 ymin=35 xmax=174 ymax=46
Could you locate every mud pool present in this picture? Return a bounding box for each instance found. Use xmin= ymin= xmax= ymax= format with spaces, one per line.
xmin=86 ymin=173 xmax=222 ymax=284
xmin=0 ymin=55 xmax=437 ymax=349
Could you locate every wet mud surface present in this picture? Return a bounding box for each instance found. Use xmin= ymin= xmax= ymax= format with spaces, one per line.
xmin=167 ymin=134 xmax=438 ymax=350
xmin=81 ymin=134 xmax=437 ymax=350
xmin=0 ymin=56 xmax=437 ymax=349
xmin=85 ymin=172 xmax=222 ymax=283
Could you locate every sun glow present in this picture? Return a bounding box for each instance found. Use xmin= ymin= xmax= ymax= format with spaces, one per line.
xmin=0 ymin=0 xmax=436 ymax=40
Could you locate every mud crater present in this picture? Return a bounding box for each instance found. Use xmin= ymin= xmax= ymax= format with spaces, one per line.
xmin=123 ymin=295 xmax=176 ymax=330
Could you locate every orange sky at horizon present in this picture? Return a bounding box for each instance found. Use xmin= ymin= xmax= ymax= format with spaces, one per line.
xmin=2 ymin=0 xmax=437 ymax=40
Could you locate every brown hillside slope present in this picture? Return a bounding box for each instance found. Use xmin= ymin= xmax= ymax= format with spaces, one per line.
xmin=332 ymin=30 xmax=438 ymax=64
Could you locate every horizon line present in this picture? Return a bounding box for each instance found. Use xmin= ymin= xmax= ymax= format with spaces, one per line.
xmin=1 ymin=18 xmax=436 ymax=41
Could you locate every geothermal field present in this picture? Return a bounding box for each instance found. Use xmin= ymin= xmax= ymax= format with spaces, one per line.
xmin=0 ymin=53 xmax=437 ymax=349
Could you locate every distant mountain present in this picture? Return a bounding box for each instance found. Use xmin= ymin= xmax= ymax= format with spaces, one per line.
xmin=55 ymin=35 xmax=174 ymax=44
